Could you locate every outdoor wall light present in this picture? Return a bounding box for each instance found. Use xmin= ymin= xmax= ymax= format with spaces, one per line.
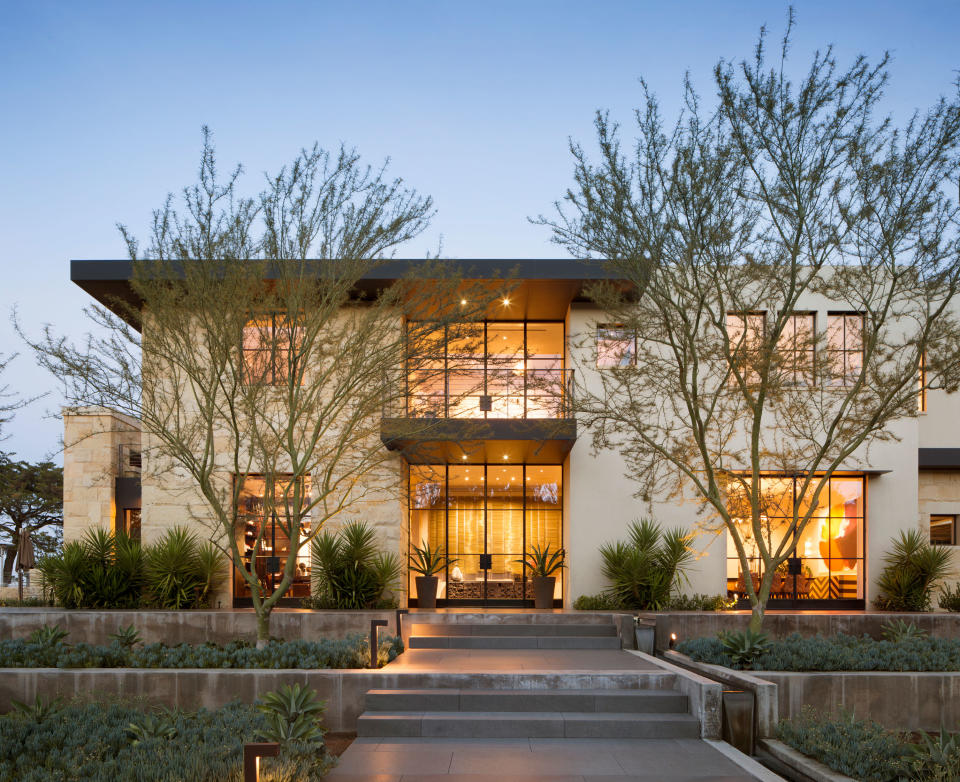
xmin=669 ymin=632 xmax=678 ymax=650
xmin=370 ymin=618 xmax=388 ymax=668
xmin=243 ymin=742 xmax=279 ymax=781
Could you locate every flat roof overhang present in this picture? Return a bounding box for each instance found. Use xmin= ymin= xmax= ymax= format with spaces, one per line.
xmin=380 ymin=417 xmax=576 ymax=464
xmin=919 ymin=448 xmax=960 ymax=469
xmin=70 ymin=258 xmax=627 ymax=328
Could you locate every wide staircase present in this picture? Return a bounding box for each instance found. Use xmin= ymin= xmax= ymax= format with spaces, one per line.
xmin=356 ymin=618 xmax=700 ymax=739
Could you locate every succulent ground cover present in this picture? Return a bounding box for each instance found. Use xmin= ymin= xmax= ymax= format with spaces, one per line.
xmin=0 ymin=697 xmax=333 ymax=782
xmin=677 ymin=632 xmax=960 ymax=672
xmin=0 ymin=631 xmax=403 ymax=669
xmin=777 ymin=707 xmax=960 ymax=782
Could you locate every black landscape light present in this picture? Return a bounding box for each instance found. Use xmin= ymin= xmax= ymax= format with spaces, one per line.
xmin=243 ymin=742 xmax=279 ymax=782
xmin=370 ymin=618 xmax=388 ymax=668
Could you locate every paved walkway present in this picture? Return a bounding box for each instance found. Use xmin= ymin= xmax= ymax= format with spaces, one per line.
xmin=326 ymin=737 xmax=776 ymax=781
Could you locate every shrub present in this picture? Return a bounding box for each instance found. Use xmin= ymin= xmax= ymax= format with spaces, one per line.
xmin=37 ymin=526 xmax=224 ymax=610
xmin=0 ymin=632 xmax=403 ymax=669
xmin=880 ymin=618 xmax=928 ymax=642
xmin=143 ymin=527 xmax=224 ymax=609
xmin=665 ymin=593 xmax=736 ymax=611
xmin=256 ymin=683 xmax=326 ymax=744
xmin=776 ymin=706 xmax=909 ymax=781
xmin=874 ymin=529 xmax=953 ymax=611
xmin=676 ymin=631 xmax=960 ymax=671
xmin=308 ymin=521 xmax=401 ymax=609
xmin=939 ymin=583 xmax=960 ymax=612
xmin=573 ymin=593 xmax=626 ymax=610
xmin=597 ymin=518 xmax=694 ymax=610
xmin=0 ymin=697 xmax=332 ymax=781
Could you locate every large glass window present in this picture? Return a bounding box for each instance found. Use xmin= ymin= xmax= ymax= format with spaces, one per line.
xmin=405 ymin=321 xmax=565 ymax=419
xmin=234 ymin=475 xmax=312 ymax=601
xmin=826 ymin=313 xmax=864 ymax=387
xmin=777 ymin=313 xmax=815 ymax=387
xmin=242 ymin=315 xmax=303 ymax=385
xmin=726 ymin=474 xmax=865 ymax=603
xmin=596 ymin=325 xmax=636 ymax=368
xmin=408 ymin=464 xmax=563 ymax=604
xmin=931 ymin=515 xmax=957 ymax=546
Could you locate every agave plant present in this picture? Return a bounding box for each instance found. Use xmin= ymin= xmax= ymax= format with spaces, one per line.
xmin=598 ymin=519 xmax=694 ymax=610
xmin=256 ymin=683 xmax=326 ymax=745
xmin=27 ymin=624 xmax=69 ymax=646
xmin=515 ymin=543 xmax=565 ymax=577
xmin=880 ymin=618 xmax=929 ymax=643
xmin=310 ymin=521 xmax=402 ymax=609
xmin=409 ymin=540 xmax=455 ymax=577
xmin=109 ymin=624 xmax=143 ymax=648
xmin=127 ymin=707 xmax=180 ymax=744
xmin=718 ymin=628 xmax=771 ymax=668
xmin=875 ymin=529 xmax=953 ymax=611
xmin=11 ymin=694 xmax=64 ymax=723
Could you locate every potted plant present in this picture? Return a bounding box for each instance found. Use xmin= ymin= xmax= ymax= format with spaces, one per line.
xmin=516 ymin=544 xmax=565 ymax=609
xmin=409 ymin=541 xmax=455 ymax=609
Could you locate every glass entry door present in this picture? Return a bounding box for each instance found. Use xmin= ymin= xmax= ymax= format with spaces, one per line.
xmin=409 ymin=464 xmax=563 ymax=606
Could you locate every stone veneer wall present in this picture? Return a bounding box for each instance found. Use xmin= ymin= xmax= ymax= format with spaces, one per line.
xmin=63 ymin=406 xmax=141 ymax=543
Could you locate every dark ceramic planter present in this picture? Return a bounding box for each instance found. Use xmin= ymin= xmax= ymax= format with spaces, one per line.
xmin=415 ymin=576 xmax=439 ymax=609
xmin=532 ymin=576 xmax=556 ymax=609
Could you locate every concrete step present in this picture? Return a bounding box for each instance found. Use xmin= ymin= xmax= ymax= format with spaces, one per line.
xmin=356 ymin=710 xmax=700 ymax=739
xmin=363 ymin=688 xmax=689 ymax=714
xmin=407 ymin=634 xmax=622 ymax=649
xmin=409 ymin=623 xmax=618 ymax=637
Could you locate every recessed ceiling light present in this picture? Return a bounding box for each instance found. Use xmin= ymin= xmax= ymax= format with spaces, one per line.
xmin=460 ymin=299 xmax=467 ymax=306
xmin=461 ymin=454 xmax=467 ymax=460
xmin=502 ymin=454 xmax=508 ymax=460
xmin=502 ymin=297 xmax=510 ymax=306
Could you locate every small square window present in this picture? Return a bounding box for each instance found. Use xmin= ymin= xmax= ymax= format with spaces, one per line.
xmin=930 ymin=514 xmax=957 ymax=546
xmin=597 ymin=325 xmax=636 ymax=368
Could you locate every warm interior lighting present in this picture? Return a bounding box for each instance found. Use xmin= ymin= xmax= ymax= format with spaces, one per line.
xmin=460 ymin=298 xmax=467 ymax=306
xmin=502 ymin=297 xmax=511 ymax=306
xmin=502 ymin=454 xmax=508 ymax=460
xmin=461 ymin=454 xmax=467 ymax=460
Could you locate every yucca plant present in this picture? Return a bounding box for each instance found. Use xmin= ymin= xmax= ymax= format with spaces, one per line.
xmin=409 ymin=540 xmax=454 ymax=577
xmin=515 ymin=543 xmax=565 ymax=577
xmin=598 ymin=518 xmax=694 ymax=610
xmin=27 ymin=624 xmax=69 ymax=645
xmin=37 ymin=529 xmax=144 ymax=608
xmin=256 ymin=683 xmax=326 ymax=745
xmin=310 ymin=521 xmax=401 ymax=609
xmin=144 ymin=527 xmax=224 ymax=609
xmin=875 ymin=529 xmax=953 ymax=611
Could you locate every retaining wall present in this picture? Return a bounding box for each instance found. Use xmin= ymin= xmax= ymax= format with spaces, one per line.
xmin=0 ymin=608 xmax=399 ymax=646
xmin=643 ymin=611 xmax=960 ymax=651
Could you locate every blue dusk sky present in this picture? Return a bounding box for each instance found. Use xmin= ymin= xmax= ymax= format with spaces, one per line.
xmin=1 ymin=1 xmax=958 ymax=462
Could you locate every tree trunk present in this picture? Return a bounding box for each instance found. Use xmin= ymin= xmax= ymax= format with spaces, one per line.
xmin=749 ymin=603 xmax=765 ymax=634
xmin=255 ymin=609 xmax=271 ymax=648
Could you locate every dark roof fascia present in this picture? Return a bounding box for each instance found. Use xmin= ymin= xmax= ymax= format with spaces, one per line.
xmin=71 ymin=258 xmax=623 ymax=284
xmin=919 ymin=448 xmax=960 ymax=470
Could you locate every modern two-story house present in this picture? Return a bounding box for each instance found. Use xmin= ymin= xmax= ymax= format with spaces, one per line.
xmin=63 ymin=259 xmax=960 ymax=610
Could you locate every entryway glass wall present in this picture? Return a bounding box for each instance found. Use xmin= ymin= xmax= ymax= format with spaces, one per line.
xmin=409 ymin=463 xmax=563 ymax=605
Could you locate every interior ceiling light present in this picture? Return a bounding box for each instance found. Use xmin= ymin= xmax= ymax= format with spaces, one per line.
xmin=502 ymin=454 xmax=509 ymax=460
xmin=460 ymin=299 xmax=467 ymax=305
xmin=502 ymin=297 xmax=510 ymax=306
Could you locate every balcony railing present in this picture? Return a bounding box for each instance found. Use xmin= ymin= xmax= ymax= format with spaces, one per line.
xmin=388 ymin=368 xmax=575 ymax=420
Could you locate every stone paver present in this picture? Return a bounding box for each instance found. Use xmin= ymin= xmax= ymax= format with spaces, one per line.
xmin=325 ymin=737 xmax=769 ymax=781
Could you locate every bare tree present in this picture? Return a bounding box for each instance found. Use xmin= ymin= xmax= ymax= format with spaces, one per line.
xmin=22 ymin=128 xmax=494 ymax=642
xmin=538 ymin=16 xmax=960 ymax=630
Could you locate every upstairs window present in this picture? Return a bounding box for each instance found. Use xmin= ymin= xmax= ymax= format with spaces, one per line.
xmin=930 ymin=514 xmax=957 ymax=546
xmin=242 ymin=315 xmax=302 ymax=385
xmin=726 ymin=312 xmax=765 ymax=384
xmin=596 ymin=325 xmax=636 ymax=368
xmin=777 ymin=313 xmax=816 ymax=387
xmin=826 ymin=313 xmax=864 ymax=387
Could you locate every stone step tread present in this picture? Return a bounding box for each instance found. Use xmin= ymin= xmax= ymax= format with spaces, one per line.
xmin=409 ymin=623 xmax=618 ymax=637
xmin=363 ymin=688 xmax=689 ymax=713
xmin=407 ymin=635 xmax=621 ymax=649
xmin=356 ymin=711 xmax=700 ymax=738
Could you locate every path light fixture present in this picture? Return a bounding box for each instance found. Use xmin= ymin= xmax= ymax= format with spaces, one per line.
xmin=243 ymin=742 xmax=279 ymax=782
xmin=669 ymin=632 xmax=678 ymax=650
xmin=370 ymin=618 xmax=388 ymax=668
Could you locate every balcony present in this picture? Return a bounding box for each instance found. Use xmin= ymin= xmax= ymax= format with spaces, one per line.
xmin=381 ymin=368 xmax=577 ymax=463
